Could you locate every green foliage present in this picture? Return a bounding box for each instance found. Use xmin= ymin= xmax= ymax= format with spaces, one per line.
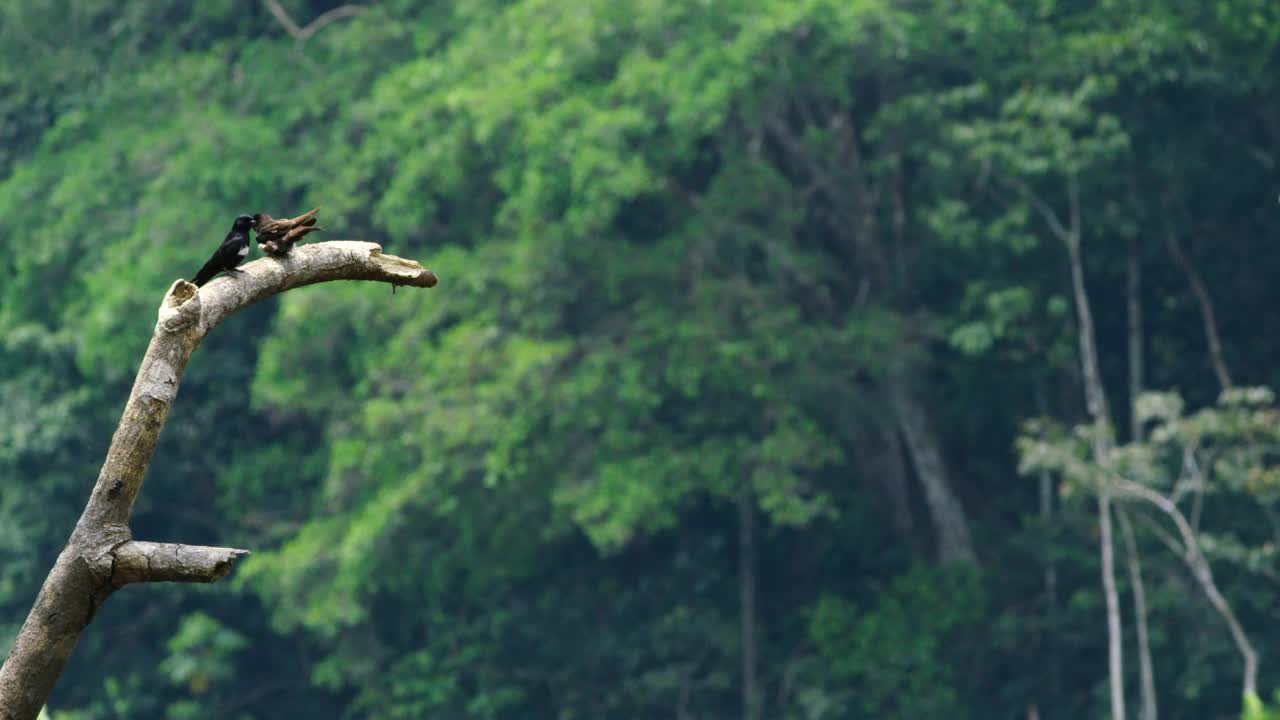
xmin=807 ymin=565 xmax=984 ymax=718
xmin=157 ymin=612 xmax=250 ymax=720
xmin=6 ymin=1 xmax=1280 ymax=719
xmin=1242 ymin=692 xmax=1280 ymax=720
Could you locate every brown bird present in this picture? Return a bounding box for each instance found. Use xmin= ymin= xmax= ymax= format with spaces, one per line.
xmin=191 ymin=215 xmax=255 ymax=286
xmin=253 ymin=208 xmax=323 ymax=256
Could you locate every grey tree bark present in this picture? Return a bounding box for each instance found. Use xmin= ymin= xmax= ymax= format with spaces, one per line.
xmin=1038 ymin=467 xmax=1060 ymax=687
xmin=1006 ymin=172 xmax=1124 ymax=720
xmin=1125 ymin=237 xmax=1158 ymax=720
xmin=0 ymin=241 xmax=436 ymax=720
xmin=887 ymin=370 xmax=977 ymax=565
xmin=1115 ymin=477 xmax=1258 ymax=699
xmin=1127 ymin=237 xmax=1145 ymax=442
xmin=1063 ymin=185 xmax=1126 ymax=720
xmin=1119 ymin=510 xmax=1157 ymax=720
xmin=1033 ymin=383 xmax=1060 ymax=695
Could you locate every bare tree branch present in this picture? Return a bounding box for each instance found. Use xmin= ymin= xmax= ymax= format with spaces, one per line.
xmin=1164 ymin=220 xmax=1233 ymax=392
xmin=0 ymin=240 xmax=436 ymax=720
xmin=999 ymin=174 xmax=1071 ymax=243
xmin=1114 ymin=477 xmax=1258 ymax=699
xmin=263 ymin=0 xmax=365 ymax=44
xmin=111 ymin=542 xmax=251 ymax=585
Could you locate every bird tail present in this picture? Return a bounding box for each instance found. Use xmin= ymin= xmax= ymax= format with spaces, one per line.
xmin=191 ymin=257 xmax=221 ymax=287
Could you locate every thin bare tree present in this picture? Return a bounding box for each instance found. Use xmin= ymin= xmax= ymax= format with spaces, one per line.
xmin=263 ymin=0 xmax=365 ymax=44
xmin=1004 ymin=171 xmax=1125 ymax=720
xmin=1119 ymin=510 xmax=1157 ymax=720
xmin=1125 ymin=235 xmax=1157 ymax=720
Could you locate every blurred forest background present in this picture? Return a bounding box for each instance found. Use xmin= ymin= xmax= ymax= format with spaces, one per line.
xmin=4 ymin=1 xmax=1280 ymax=718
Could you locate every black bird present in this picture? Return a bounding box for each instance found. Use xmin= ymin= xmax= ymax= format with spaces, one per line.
xmin=191 ymin=215 xmax=255 ymax=287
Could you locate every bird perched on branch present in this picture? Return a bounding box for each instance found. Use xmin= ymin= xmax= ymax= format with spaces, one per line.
xmin=253 ymin=208 xmax=322 ymax=256
xmin=191 ymin=215 xmax=256 ymax=287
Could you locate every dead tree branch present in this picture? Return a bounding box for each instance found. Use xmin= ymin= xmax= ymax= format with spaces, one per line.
xmin=0 ymin=240 xmax=436 ymax=720
xmin=264 ymin=0 xmax=364 ymax=44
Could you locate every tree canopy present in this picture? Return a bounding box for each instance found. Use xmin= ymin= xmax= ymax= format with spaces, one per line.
xmin=4 ymin=1 xmax=1280 ymax=718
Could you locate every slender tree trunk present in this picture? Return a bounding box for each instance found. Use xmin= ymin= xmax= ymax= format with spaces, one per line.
xmin=1119 ymin=511 xmax=1157 ymax=720
xmin=1039 ymin=469 xmax=1060 ymax=691
xmin=1127 ymin=237 xmax=1144 ymax=442
xmin=1011 ymin=171 xmax=1124 ymax=719
xmin=738 ymin=493 xmax=760 ymax=720
xmin=1124 ymin=238 xmax=1157 ymax=720
xmin=1063 ymin=229 xmax=1108 ymax=424
xmin=1164 ymin=223 xmax=1232 ymax=391
xmin=0 ymin=241 xmax=436 ymax=720
xmin=886 ymin=370 xmax=977 ymax=565
xmin=1061 ymin=176 xmax=1122 ymax=720
xmin=1034 ymin=382 xmax=1061 ymax=696
xmin=1064 ymin=210 xmax=1125 ymax=720
xmin=1098 ymin=494 xmax=1126 ymax=720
